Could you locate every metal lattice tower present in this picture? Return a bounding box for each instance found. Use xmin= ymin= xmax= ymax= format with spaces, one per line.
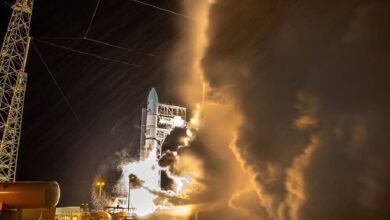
xmin=0 ymin=0 xmax=33 ymax=182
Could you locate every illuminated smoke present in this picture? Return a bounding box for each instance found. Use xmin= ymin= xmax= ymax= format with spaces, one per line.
xmin=116 ymin=148 xmax=160 ymax=216
xmin=278 ymin=92 xmax=320 ymax=220
xmin=159 ymin=150 xmax=177 ymax=169
xmin=112 ymin=140 xmax=200 ymax=217
xmin=279 ymin=137 xmax=317 ymax=220
xmin=182 ymin=1 xmax=390 ymax=220
xmin=168 ymin=0 xmax=266 ymax=218
xmin=172 ymin=0 xmax=390 ymax=219
xmin=107 ymin=114 xmax=200 ymax=217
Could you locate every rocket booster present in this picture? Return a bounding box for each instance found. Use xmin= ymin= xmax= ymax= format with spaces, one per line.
xmin=143 ymin=88 xmax=161 ymax=190
xmin=137 ymin=88 xmax=186 ymax=192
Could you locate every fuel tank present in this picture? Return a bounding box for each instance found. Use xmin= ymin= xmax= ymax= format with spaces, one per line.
xmin=0 ymin=181 xmax=60 ymax=209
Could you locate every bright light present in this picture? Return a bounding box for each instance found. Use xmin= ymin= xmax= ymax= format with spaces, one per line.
xmin=112 ymin=125 xmax=203 ymax=217
xmin=115 ymin=148 xmax=160 ymax=216
xmin=173 ymin=116 xmax=186 ymax=128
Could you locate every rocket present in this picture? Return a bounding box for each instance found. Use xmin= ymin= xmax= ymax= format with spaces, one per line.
xmin=142 ymin=88 xmax=161 ymax=189
xmin=122 ymin=88 xmax=187 ymax=209
xmin=138 ymin=88 xmax=186 ymax=191
xmin=145 ymin=88 xmax=158 ymax=153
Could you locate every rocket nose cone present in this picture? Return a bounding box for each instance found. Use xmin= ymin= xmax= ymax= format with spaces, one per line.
xmin=148 ymin=88 xmax=158 ymax=103
xmin=147 ymin=88 xmax=158 ymax=114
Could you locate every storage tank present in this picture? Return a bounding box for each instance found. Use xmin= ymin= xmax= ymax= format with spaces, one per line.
xmin=0 ymin=181 xmax=60 ymax=209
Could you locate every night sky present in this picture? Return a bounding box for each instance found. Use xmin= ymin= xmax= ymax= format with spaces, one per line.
xmin=1 ymin=0 xmax=390 ymax=219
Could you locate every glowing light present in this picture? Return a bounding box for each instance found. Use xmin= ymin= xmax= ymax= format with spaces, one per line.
xmin=173 ymin=116 xmax=186 ymax=127
xmin=189 ymin=104 xmax=201 ymax=129
xmin=169 ymin=205 xmax=193 ymax=216
xmin=114 ymin=139 xmax=201 ymax=217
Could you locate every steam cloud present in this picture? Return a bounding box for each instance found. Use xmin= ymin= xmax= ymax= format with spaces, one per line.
xmin=169 ymin=0 xmax=390 ymax=219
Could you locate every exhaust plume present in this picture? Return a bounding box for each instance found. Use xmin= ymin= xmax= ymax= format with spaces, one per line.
xmin=169 ymin=0 xmax=390 ymax=219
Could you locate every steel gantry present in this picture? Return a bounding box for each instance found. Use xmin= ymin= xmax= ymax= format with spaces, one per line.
xmin=0 ymin=0 xmax=33 ymax=181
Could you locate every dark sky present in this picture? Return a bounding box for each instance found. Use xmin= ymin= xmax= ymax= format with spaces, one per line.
xmin=0 ymin=0 xmax=186 ymax=205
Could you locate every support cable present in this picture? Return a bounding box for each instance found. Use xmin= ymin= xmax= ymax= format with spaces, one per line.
xmin=32 ymin=36 xmax=155 ymax=57
xmin=31 ymin=40 xmax=80 ymax=122
xmin=131 ymin=0 xmax=195 ymax=21
xmin=33 ymin=0 xmax=159 ymax=57
xmin=83 ymin=37 xmax=155 ymax=57
xmin=33 ymin=38 xmax=144 ymax=68
xmin=34 ymin=36 xmax=81 ymax=41
xmin=85 ymin=0 xmax=101 ymax=38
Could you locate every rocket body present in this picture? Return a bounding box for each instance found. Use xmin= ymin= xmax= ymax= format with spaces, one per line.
xmin=143 ymin=88 xmax=161 ymax=190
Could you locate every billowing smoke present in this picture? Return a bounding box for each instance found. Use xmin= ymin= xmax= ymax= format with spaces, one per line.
xmin=91 ymin=149 xmax=133 ymax=210
xmin=169 ymin=0 xmax=390 ymax=219
xmin=159 ymin=150 xmax=177 ymax=168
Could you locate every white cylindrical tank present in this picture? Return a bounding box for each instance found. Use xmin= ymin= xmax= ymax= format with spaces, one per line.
xmin=0 ymin=181 xmax=60 ymax=209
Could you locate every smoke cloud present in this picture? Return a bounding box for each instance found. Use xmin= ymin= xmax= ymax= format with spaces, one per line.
xmin=170 ymin=0 xmax=390 ymax=219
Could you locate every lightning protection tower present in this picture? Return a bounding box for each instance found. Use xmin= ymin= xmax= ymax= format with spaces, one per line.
xmin=0 ymin=0 xmax=33 ymax=182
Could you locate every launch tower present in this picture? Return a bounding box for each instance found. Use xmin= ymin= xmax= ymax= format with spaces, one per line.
xmin=0 ymin=0 xmax=33 ymax=182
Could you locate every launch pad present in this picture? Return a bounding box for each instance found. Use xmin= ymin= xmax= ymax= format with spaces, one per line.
xmin=111 ymin=88 xmax=189 ymax=217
